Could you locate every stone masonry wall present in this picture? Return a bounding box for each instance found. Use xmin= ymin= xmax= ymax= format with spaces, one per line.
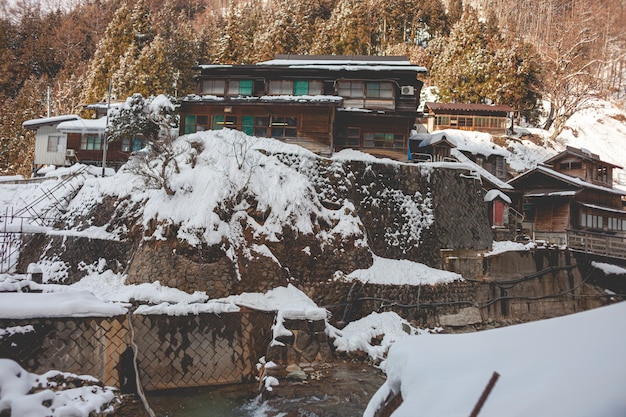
xmin=0 ymin=310 xmax=274 ymax=391
xmin=303 ymin=249 xmax=609 ymax=330
xmin=16 ymin=158 xmax=493 ymax=297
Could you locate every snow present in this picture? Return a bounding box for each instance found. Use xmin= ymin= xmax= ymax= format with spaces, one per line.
xmin=0 ymin=291 xmax=128 ymax=319
xmin=591 ymin=262 xmax=626 ymax=275
xmin=484 ymin=240 xmax=536 ymax=256
xmin=342 ymin=255 xmax=462 ymax=286
xmin=483 ymin=189 xmax=511 ymax=203
xmin=331 ymin=311 xmax=436 ymax=362
xmin=22 ymin=115 xmax=80 ymax=129
xmin=0 ymin=359 xmax=117 ymax=417
xmin=56 ymin=117 xmax=107 ymax=134
xmin=364 ymin=301 xmax=626 ymax=417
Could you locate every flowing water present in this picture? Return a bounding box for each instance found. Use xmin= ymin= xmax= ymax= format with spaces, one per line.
xmin=143 ymin=363 xmax=386 ymax=417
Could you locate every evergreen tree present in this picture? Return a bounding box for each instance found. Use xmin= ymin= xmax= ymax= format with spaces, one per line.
xmin=312 ymin=0 xmax=373 ymax=55
xmin=81 ymin=2 xmax=135 ymax=104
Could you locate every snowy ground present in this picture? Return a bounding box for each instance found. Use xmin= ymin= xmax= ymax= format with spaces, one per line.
xmin=0 ymin=359 xmax=118 ymax=417
xmin=364 ymin=301 xmax=626 ymax=417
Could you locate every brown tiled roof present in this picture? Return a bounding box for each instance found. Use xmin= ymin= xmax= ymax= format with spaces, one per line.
xmin=425 ymin=102 xmax=513 ymax=114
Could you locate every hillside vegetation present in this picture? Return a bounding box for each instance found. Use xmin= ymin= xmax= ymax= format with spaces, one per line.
xmin=0 ymin=0 xmax=624 ymax=176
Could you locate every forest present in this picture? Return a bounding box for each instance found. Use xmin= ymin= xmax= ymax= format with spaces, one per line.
xmin=0 ymin=0 xmax=624 ymax=176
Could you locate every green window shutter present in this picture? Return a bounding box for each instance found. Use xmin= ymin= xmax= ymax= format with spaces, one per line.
xmin=132 ymin=138 xmax=143 ymax=151
xmin=184 ymin=115 xmax=196 ymax=134
xmin=213 ymin=115 xmax=225 ymax=130
xmin=239 ymin=80 xmax=253 ymax=95
xmin=242 ymin=116 xmax=254 ymax=135
xmin=294 ymin=80 xmax=309 ymax=96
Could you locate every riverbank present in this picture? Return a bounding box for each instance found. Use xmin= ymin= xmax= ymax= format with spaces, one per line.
xmin=112 ymin=361 xmax=386 ymax=417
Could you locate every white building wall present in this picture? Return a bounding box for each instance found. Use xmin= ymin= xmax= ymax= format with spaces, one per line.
xmin=34 ymin=125 xmax=68 ymax=166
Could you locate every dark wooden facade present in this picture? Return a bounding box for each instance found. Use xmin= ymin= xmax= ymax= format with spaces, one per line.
xmin=179 ymin=55 xmax=426 ymax=159
xmin=509 ymin=149 xmax=626 ymax=257
xmin=419 ymin=102 xmax=513 ymax=136
xmin=544 ymin=146 xmax=620 ymax=189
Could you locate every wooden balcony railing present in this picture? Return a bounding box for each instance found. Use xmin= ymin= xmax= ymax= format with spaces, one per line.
xmin=567 ymin=229 xmax=626 ymax=260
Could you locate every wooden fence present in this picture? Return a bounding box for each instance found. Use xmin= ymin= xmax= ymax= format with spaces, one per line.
xmin=567 ymin=230 xmax=626 ymax=261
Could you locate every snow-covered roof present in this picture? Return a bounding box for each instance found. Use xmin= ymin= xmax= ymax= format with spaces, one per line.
xmin=257 ymin=54 xmax=427 ymax=73
xmin=183 ymin=94 xmax=343 ymax=105
xmin=450 ymin=149 xmax=513 ymax=190
xmin=580 ymin=202 xmax=626 ymax=215
xmin=412 ymin=130 xmax=509 ymax=158
xmin=484 ymin=189 xmax=511 ymax=203
xmin=56 ymin=117 xmax=107 ymax=134
xmin=22 ymin=115 xmax=80 ymax=129
xmin=510 ymin=165 xmax=626 ymax=196
xmin=545 ymin=146 xmax=623 ymax=169
xmin=525 ymin=190 xmax=577 ymax=197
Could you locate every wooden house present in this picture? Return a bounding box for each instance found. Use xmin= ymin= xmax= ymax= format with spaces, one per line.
xmin=508 ymin=149 xmax=626 ymax=260
xmin=409 ymin=132 xmax=509 ymax=181
xmin=23 ymin=115 xmax=80 ymax=172
xmin=178 ymin=55 xmax=427 ymax=159
xmin=420 ymin=102 xmax=513 ymax=136
xmin=56 ymin=117 xmax=139 ymax=170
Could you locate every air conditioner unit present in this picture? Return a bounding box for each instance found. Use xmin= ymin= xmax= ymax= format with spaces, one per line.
xmin=401 ymin=85 xmax=415 ymax=96
xmin=65 ymin=149 xmax=75 ymax=157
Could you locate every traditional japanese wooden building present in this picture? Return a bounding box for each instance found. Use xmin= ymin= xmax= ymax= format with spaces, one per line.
xmin=179 ymin=55 xmax=427 ymax=159
xmin=508 ymin=147 xmax=626 ymax=260
xmin=420 ymin=102 xmax=513 ymax=136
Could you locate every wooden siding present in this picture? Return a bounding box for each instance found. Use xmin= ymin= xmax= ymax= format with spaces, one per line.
xmin=534 ymin=199 xmax=571 ymax=232
xmin=180 ymin=103 xmax=333 ymax=146
xmin=66 ymin=133 xmax=131 ymax=166
xmin=34 ymin=125 xmax=67 ymax=166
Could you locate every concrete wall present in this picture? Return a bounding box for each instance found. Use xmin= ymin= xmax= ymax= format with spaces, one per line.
xmin=0 ymin=310 xmax=274 ymax=391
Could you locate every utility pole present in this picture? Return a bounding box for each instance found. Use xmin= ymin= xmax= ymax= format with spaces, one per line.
xmin=101 ymin=79 xmax=112 ymax=177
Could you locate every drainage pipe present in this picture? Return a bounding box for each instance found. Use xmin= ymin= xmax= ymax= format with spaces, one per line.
xmin=127 ymin=310 xmax=156 ymax=417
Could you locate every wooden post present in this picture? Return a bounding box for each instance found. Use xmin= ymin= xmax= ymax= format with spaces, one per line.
xmin=469 ymin=371 xmax=500 ymax=417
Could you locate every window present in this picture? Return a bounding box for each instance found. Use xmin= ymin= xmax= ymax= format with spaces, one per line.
xmin=213 ymin=115 xmax=237 ymax=129
xmin=346 ymin=128 xmax=360 ymax=146
xmin=184 ymin=115 xmax=196 ymax=134
xmin=337 ymin=81 xmax=364 ymax=98
xmin=270 ymin=116 xmax=297 ymax=138
xmin=227 ymin=80 xmax=253 ymax=96
xmin=365 ymin=82 xmax=393 ymax=98
xmin=608 ymin=217 xmax=625 ymax=231
xmin=183 ymin=115 xmax=209 ymax=134
xmin=582 ymin=214 xmax=603 ymax=229
xmin=436 ymin=116 xmax=450 ymax=126
xmin=242 ymin=115 xmax=254 ymax=136
xmin=200 ymin=79 xmax=226 ymax=95
xmin=254 ymin=116 xmax=269 ymax=137
xmin=269 ymin=80 xmax=294 ymax=95
xmin=121 ymin=138 xmax=131 ymax=152
xmin=363 ymin=132 xmax=404 ymax=149
xmin=132 ymin=138 xmax=143 ymax=152
xmin=294 ymin=80 xmax=323 ymax=96
xmin=80 ymin=136 xmax=101 ymax=150
xmin=47 ymin=135 xmax=63 ymax=152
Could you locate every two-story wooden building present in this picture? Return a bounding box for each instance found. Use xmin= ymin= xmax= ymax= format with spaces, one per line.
xmin=178 ymin=55 xmax=427 ymax=159
xmin=508 ymin=147 xmax=626 ymax=260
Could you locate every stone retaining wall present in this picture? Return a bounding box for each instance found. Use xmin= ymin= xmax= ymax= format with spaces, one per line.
xmin=305 ymin=249 xmax=610 ymax=329
xmin=0 ymin=310 xmax=274 ymax=391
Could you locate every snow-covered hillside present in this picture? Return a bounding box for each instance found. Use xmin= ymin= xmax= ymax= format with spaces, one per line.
xmin=438 ymin=99 xmax=626 ymax=190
